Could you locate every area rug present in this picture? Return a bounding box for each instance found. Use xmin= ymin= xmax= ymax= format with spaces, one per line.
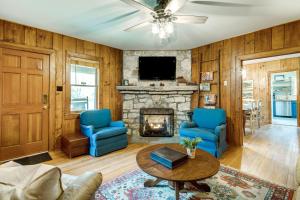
xmin=94 ymin=165 xmax=294 ymax=200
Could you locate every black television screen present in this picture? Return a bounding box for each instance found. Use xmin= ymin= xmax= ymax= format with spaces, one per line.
xmin=139 ymin=56 xmax=176 ymax=80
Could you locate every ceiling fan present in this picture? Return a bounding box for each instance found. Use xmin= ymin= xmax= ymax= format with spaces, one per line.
xmin=120 ymin=0 xmax=251 ymax=39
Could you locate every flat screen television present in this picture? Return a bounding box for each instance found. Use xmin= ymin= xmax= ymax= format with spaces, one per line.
xmin=139 ymin=56 xmax=176 ymax=80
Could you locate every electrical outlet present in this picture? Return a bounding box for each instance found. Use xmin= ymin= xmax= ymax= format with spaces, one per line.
xmin=56 ymin=86 xmax=63 ymax=91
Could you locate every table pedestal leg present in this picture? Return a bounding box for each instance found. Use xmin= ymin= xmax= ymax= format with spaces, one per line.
xmin=174 ymin=182 xmax=184 ymax=200
xmin=144 ymin=178 xmax=162 ymax=187
xmin=168 ymin=181 xmax=184 ymax=200
xmin=189 ymin=181 xmax=211 ymax=192
xmin=145 ymin=179 xmax=210 ymax=199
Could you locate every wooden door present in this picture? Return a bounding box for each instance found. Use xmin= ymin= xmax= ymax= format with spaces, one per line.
xmin=0 ymin=48 xmax=49 ymax=161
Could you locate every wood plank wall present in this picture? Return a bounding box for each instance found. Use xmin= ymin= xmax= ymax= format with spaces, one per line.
xmin=243 ymin=58 xmax=300 ymax=125
xmin=0 ymin=19 xmax=123 ymax=150
xmin=191 ymin=20 xmax=300 ymax=146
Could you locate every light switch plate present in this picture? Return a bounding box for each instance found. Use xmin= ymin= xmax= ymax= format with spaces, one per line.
xmin=224 ymin=81 xmax=228 ymax=86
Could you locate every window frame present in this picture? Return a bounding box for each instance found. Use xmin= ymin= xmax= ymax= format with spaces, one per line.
xmin=65 ymin=52 xmax=101 ymax=115
xmin=70 ymin=64 xmax=98 ymax=112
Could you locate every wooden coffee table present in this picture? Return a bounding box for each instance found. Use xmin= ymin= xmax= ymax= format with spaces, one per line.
xmin=136 ymin=144 xmax=220 ymax=200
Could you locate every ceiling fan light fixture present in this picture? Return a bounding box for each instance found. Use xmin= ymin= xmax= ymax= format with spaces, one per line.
xmin=165 ymin=19 xmax=174 ymax=34
xmin=152 ymin=21 xmax=159 ymax=34
xmin=121 ymin=0 xmax=208 ymax=42
xmin=159 ymin=28 xmax=167 ymax=39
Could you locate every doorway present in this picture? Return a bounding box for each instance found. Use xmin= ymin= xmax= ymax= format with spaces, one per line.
xmin=0 ymin=48 xmax=50 ymax=161
xmin=270 ymin=71 xmax=297 ymax=126
xmin=242 ymin=56 xmax=300 ymax=135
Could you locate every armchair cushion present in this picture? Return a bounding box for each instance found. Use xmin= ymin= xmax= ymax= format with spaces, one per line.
xmin=180 ymin=121 xmax=197 ymax=129
xmin=193 ymin=108 xmax=226 ymax=129
xmin=92 ymin=127 xmax=127 ymax=140
xmin=80 ymin=109 xmax=112 ymax=129
xmin=109 ymin=120 xmax=125 ymax=127
xmin=179 ymin=128 xmax=217 ymax=142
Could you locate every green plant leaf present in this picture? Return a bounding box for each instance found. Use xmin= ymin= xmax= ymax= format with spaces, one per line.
xmin=180 ymin=137 xmax=202 ymax=149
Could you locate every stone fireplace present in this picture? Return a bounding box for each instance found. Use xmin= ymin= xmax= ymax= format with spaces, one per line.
xmin=140 ymin=108 xmax=174 ymax=137
xmin=117 ymin=86 xmax=198 ymax=136
xmin=118 ymin=50 xmax=195 ymax=138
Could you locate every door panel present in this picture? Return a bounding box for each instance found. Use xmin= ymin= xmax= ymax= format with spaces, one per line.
xmin=2 ymin=53 xmax=21 ymax=68
xmin=27 ymin=113 xmax=42 ymax=143
xmin=27 ymin=74 xmax=43 ymax=104
xmin=1 ymin=114 xmax=20 ymax=146
xmin=26 ymin=57 xmax=43 ymax=70
xmin=0 ymin=48 xmax=49 ymax=161
xmin=2 ymin=72 xmax=21 ymax=104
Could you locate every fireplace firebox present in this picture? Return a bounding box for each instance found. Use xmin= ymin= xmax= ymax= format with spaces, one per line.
xmin=140 ymin=108 xmax=174 ymax=137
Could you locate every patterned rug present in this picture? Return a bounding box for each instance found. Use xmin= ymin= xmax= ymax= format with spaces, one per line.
xmin=94 ymin=166 xmax=294 ymax=200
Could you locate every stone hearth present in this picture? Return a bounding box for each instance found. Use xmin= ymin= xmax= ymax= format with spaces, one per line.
xmin=117 ymin=86 xmax=198 ymax=136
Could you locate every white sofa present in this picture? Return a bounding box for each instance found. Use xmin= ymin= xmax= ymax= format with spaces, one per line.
xmin=0 ymin=161 xmax=102 ymax=200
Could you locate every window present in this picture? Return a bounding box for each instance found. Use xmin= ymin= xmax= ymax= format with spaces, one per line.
xmin=70 ymin=63 xmax=98 ymax=112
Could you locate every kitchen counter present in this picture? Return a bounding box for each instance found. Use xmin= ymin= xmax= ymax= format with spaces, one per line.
xmin=274 ymin=99 xmax=296 ymax=102
xmin=273 ymin=100 xmax=297 ymax=118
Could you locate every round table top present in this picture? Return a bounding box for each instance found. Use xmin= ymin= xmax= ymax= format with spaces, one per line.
xmin=136 ymin=143 xmax=220 ymax=182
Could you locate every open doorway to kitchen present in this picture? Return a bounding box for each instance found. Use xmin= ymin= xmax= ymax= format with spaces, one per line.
xmin=270 ymin=71 xmax=297 ymax=126
xmin=242 ymin=54 xmax=300 ymax=135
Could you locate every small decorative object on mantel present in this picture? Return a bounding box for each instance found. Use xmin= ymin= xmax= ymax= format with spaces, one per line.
xmin=200 ymin=83 xmax=211 ymax=91
xmin=201 ymin=72 xmax=214 ymax=81
xmin=123 ymin=79 xmax=129 ymax=86
xmin=176 ymin=76 xmax=187 ymax=86
xmin=150 ymin=83 xmax=155 ymax=87
xmin=204 ymin=94 xmax=217 ymax=105
xmin=181 ymin=137 xmax=202 ymax=159
xmin=160 ymin=82 xmax=165 ymax=87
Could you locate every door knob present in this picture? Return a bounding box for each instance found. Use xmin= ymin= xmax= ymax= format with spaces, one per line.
xmin=43 ymin=105 xmax=48 ymax=110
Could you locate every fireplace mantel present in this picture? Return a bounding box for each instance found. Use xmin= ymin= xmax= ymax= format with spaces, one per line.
xmin=116 ymin=85 xmax=198 ymax=95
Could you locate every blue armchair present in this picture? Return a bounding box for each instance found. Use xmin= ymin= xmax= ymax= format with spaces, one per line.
xmin=179 ymin=108 xmax=227 ymax=158
xmin=80 ymin=109 xmax=128 ymax=157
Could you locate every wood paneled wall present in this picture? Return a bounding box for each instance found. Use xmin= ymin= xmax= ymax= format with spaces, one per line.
xmin=243 ymin=58 xmax=300 ymax=125
xmin=0 ymin=19 xmax=123 ymax=150
xmin=191 ymin=20 xmax=300 ymax=146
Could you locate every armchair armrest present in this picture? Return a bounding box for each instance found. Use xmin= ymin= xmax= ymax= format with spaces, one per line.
xmin=214 ymin=124 xmax=227 ymax=155
xmin=80 ymin=124 xmax=94 ymax=137
xmin=214 ymin=124 xmax=226 ymax=137
xmin=109 ymin=120 xmax=125 ymax=127
xmin=180 ymin=121 xmax=197 ymax=129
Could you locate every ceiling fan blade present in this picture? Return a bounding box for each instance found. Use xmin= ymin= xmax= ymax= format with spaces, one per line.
xmin=102 ymin=10 xmax=140 ymax=24
xmin=190 ymin=1 xmax=251 ymax=7
xmin=173 ymin=15 xmax=208 ymax=24
xmin=124 ymin=21 xmax=151 ymax=32
xmin=165 ymin=0 xmax=188 ymax=14
xmin=120 ymin=0 xmax=154 ymax=13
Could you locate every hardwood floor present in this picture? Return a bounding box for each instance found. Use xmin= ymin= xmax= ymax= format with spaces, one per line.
xmin=220 ymin=124 xmax=300 ymax=188
xmin=46 ymin=124 xmax=300 ymax=188
xmin=47 ymin=143 xmax=148 ymax=183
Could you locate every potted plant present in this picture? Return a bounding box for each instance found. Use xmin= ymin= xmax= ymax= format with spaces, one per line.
xmin=181 ymin=137 xmax=202 ymax=159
